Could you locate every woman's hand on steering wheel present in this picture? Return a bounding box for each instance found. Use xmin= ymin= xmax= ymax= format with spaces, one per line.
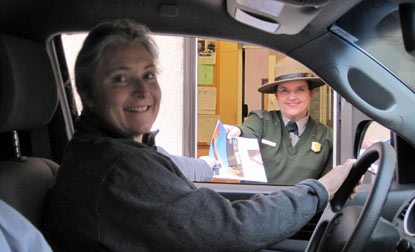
xmin=318 ymin=159 xmax=360 ymax=199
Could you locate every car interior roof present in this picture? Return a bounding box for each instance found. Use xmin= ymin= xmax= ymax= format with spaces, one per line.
xmin=0 ymin=0 xmax=361 ymax=53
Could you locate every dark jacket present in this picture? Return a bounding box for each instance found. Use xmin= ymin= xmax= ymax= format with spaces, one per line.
xmin=156 ymin=146 xmax=213 ymax=182
xmin=142 ymin=130 xmax=213 ymax=182
xmin=42 ymin=114 xmax=329 ymax=252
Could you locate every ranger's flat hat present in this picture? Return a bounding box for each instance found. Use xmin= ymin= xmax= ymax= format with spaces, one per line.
xmin=258 ymin=56 xmax=325 ymax=94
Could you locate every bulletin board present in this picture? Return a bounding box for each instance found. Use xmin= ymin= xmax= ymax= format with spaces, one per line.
xmin=197 ymin=39 xmax=219 ymax=147
xmin=196 ymin=40 xmax=241 ymax=158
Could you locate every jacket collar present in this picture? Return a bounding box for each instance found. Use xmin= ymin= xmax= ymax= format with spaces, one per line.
xmin=74 ymin=111 xmax=158 ymax=147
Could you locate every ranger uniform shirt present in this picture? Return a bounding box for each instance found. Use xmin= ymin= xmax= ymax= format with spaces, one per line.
xmin=239 ymin=110 xmax=333 ymax=185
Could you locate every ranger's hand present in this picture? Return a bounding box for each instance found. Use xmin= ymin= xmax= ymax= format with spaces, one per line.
xmin=223 ymin=124 xmax=241 ymax=139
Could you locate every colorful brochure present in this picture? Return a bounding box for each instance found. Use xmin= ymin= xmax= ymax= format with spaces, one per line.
xmin=209 ymin=120 xmax=267 ymax=182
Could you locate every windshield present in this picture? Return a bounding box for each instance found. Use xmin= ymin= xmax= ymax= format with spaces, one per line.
xmin=335 ymin=0 xmax=415 ymax=92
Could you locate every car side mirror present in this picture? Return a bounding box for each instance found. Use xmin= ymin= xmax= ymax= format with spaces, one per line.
xmin=400 ymin=3 xmax=415 ymax=57
xmin=354 ymin=121 xmax=392 ymax=174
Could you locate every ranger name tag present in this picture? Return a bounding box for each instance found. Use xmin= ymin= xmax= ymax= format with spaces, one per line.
xmin=261 ymin=139 xmax=276 ymax=147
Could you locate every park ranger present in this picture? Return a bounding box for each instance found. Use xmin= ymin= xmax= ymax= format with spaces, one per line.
xmin=225 ymin=56 xmax=332 ymax=185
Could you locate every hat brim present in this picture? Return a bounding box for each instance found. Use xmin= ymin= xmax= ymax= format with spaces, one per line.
xmin=258 ymin=77 xmax=325 ymax=94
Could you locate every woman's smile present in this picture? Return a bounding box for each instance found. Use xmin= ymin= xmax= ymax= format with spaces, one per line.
xmin=125 ymin=106 xmax=150 ymax=112
xmin=275 ymin=80 xmax=314 ymax=121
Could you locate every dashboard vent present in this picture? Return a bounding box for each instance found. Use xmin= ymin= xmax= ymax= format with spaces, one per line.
xmin=398 ymin=197 xmax=415 ymax=221
xmin=291 ymin=213 xmax=321 ymax=240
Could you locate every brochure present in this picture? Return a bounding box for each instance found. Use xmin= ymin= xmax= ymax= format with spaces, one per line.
xmin=208 ymin=120 xmax=268 ymax=182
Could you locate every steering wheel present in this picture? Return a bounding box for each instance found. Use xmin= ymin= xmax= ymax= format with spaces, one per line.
xmin=305 ymin=142 xmax=396 ymax=252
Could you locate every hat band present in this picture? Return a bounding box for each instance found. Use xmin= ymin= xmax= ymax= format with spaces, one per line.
xmin=274 ymin=72 xmax=314 ymax=82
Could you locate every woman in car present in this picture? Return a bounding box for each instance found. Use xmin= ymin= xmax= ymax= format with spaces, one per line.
xmin=225 ymin=57 xmax=332 ymax=185
xmin=42 ymin=19 xmax=358 ymax=252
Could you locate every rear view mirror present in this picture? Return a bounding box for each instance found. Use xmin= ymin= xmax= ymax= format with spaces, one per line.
xmin=400 ymin=3 xmax=415 ymax=57
xmin=355 ymin=121 xmax=391 ymax=174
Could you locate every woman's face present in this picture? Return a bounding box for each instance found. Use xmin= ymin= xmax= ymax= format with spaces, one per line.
xmin=274 ymin=80 xmax=314 ymax=121
xmin=91 ymin=42 xmax=161 ymax=141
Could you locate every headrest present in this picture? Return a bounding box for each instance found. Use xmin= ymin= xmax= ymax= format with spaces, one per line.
xmin=0 ymin=33 xmax=58 ymax=133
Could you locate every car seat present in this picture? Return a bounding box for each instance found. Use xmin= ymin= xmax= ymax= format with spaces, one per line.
xmin=0 ymin=33 xmax=59 ymax=229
